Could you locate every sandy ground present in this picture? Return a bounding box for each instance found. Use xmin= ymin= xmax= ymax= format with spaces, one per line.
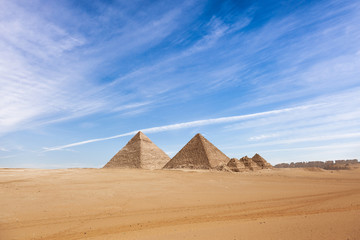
xmin=1 ymin=167 xmax=360 ymax=240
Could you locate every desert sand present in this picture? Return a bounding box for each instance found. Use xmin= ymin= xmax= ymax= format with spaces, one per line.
xmin=1 ymin=167 xmax=360 ymax=240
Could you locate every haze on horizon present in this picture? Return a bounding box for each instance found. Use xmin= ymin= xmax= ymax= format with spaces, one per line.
xmin=1 ymin=0 xmax=359 ymax=168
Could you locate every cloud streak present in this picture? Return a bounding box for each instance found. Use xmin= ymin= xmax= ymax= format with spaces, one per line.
xmin=43 ymin=104 xmax=313 ymax=151
xmin=0 ymin=0 xmax=200 ymax=136
xmin=223 ymin=132 xmax=360 ymax=150
xmin=261 ymin=142 xmax=360 ymax=153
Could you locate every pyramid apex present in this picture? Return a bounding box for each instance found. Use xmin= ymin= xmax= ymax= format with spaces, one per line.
xmin=133 ymin=131 xmax=149 ymax=141
xmin=194 ymin=133 xmax=207 ymax=142
xmin=252 ymin=153 xmax=263 ymax=159
xmin=135 ymin=130 xmax=144 ymax=136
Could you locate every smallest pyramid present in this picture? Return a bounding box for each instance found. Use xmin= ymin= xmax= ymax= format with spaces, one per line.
xmin=227 ymin=158 xmax=247 ymax=172
xmin=239 ymin=156 xmax=261 ymax=171
xmin=252 ymin=153 xmax=272 ymax=169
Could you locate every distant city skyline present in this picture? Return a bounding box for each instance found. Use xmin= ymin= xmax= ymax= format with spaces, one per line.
xmin=1 ymin=0 xmax=359 ymax=168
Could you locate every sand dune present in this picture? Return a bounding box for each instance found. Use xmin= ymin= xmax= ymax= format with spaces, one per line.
xmin=1 ymin=167 xmax=360 ymax=239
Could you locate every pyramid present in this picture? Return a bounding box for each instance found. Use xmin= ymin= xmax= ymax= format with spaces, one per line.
xmin=103 ymin=131 xmax=170 ymax=169
xmin=239 ymin=156 xmax=261 ymax=171
xmin=227 ymin=158 xmax=247 ymax=172
xmin=251 ymin=153 xmax=272 ymax=169
xmin=163 ymin=133 xmax=230 ymax=170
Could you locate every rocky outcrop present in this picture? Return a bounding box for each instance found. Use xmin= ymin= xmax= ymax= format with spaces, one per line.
xmin=274 ymin=159 xmax=358 ymax=170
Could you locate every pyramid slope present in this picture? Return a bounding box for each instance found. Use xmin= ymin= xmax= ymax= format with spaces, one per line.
xmin=139 ymin=135 xmax=171 ymax=169
xmin=164 ymin=134 xmax=229 ymax=169
xmin=252 ymin=153 xmax=272 ymax=169
xmin=103 ymin=131 xmax=170 ymax=169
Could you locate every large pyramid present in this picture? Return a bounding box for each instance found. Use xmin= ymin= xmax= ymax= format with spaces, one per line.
xmin=103 ymin=131 xmax=170 ymax=169
xmin=163 ymin=133 xmax=230 ymax=170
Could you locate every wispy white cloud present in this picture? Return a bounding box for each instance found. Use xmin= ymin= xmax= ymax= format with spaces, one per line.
xmin=217 ymin=85 xmax=360 ymax=163
xmin=105 ymin=7 xmax=253 ymax=95
xmin=0 ymin=154 xmax=17 ymax=159
xmin=43 ymin=104 xmax=312 ymax=151
xmin=0 ymin=1 xmax=200 ymax=136
xmin=224 ymin=133 xmax=360 ymax=150
xmin=217 ymin=0 xmax=360 ymax=111
xmin=111 ymin=101 xmax=153 ymax=113
xmin=224 ymin=87 xmax=360 ymax=136
xmin=0 ymin=147 xmax=9 ymax=152
xmin=249 ymin=134 xmax=280 ymax=141
xmin=262 ymin=142 xmax=360 ymax=153
xmin=0 ymin=1 xmax=97 ymax=135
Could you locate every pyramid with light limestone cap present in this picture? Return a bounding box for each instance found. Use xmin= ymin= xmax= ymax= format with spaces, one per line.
xmin=103 ymin=131 xmax=170 ymax=169
xmin=163 ymin=133 xmax=230 ymax=170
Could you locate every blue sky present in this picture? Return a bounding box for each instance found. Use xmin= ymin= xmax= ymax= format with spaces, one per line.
xmin=1 ymin=0 xmax=359 ymax=168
